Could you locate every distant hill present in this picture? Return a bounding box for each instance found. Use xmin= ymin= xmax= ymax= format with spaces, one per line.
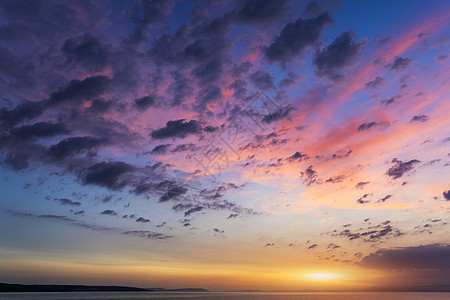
xmin=363 ymin=284 xmax=450 ymax=292
xmin=0 ymin=283 xmax=150 ymax=293
xmin=147 ymin=288 xmax=209 ymax=292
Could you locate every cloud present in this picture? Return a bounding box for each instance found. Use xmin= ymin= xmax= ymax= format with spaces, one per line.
xmin=151 ymin=144 xmax=171 ymax=155
xmin=357 ymin=121 xmax=390 ymax=132
xmin=151 ymin=119 xmax=202 ymax=140
xmin=184 ymin=206 xmax=203 ymax=217
xmin=301 ymin=165 xmax=320 ymax=186
xmin=264 ymin=13 xmax=332 ymax=62
xmin=359 ymin=244 xmax=450 ymax=270
xmin=443 ymin=190 xmax=450 ymax=201
xmin=355 ymin=181 xmax=370 ymax=189
xmin=128 ymin=0 xmax=174 ymax=45
xmin=136 ymin=217 xmax=150 ymax=223
xmin=262 ymin=105 xmax=293 ymax=123
xmin=82 ymin=161 xmax=135 ymax=190
xmin=390 ymin=56 xmax=413 ymax=71
xmin=100 ymin=210 xmax=117 ymax=216
xmin=314 ymin=31 xmax=362 ymax=80
xmin=1 ymin=153 xmax=29 ymax=171
xmin=365 ymin=76 xmax=384 ymax=89
xmin=236 ymin=0 xmax=287 ymax=24
xmin=47 ymin=136 xmax=108 ymax=160
xmin=287 ymin=152 xmax=309 ymax=162
xmin=308 ymin=243 xmax=318 ymax=249
xmin=381 ymin=95 xmax=401 ymax=106
xmin=55 ymin=198 xmax=81 ymax=207
xmin=376 ymin=195 xmax=392 ymax=203
xmin=213 ymin=228 xmax=224 ymax=233
xmin=410 ymin=114 xmax=429 ymax=123
xmin=47 ymin=75 xmax=110 ymax=106
xmin=386 ymin=158 xmax=420 ymax=179
xmin=357 ymin=193 xmax=372 ymax=204
xmin=62 ymin=34 xmax=111 ymax=71
xmin=159 ymin=185 xmax=188 ymax=202
xmin=122 ymin=230 xmax=173 ymax=239
xmin=227 ymin=213 xmax=239 ymax=219
xmin=334 ymin=220 xmax=403 ymax=242
xmin=0 ymin=101 xmax=44 ymax=127
xmin=249 ymin=70 xmax=275 ymax=91
xmin=134 ymin=95 xmax=155 ymax=111
xmin=9 ymin=122 xmax=69 ymax=141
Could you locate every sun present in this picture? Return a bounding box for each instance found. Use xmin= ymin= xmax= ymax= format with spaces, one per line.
xmin=304 ymin=272 xmax=340 ymax=281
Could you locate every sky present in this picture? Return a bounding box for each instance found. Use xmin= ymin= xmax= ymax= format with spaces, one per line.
xmin=0 ymin=0 xmax=449 ymax=292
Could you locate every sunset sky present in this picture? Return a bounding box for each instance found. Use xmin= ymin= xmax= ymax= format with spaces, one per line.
xmin=0 ymin=0 xmax=449 ymax=291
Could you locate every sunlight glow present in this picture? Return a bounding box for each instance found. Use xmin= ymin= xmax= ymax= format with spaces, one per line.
xmin=305 ymin=272 xmax=340 ymax=281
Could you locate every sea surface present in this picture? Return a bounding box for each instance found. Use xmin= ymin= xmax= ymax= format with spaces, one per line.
xmin=0 ymin=292 xmax=449 ymax=300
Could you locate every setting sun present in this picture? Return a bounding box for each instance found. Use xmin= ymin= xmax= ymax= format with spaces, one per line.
xmin=304 ymin=272 xmax=341 ymax=281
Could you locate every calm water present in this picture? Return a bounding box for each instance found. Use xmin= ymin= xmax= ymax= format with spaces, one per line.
xmin=0 ymin=292 xmax=449 ymax=300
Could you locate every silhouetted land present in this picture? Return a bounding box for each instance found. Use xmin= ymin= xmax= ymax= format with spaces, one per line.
xmin=1 ymin=282 xmax=449 ymax=293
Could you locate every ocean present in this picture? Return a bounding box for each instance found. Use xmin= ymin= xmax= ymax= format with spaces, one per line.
xmin=0 ymin=292 xmax=449 ymax=300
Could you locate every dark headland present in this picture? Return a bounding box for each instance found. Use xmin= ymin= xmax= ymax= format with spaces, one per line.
xmin=0 ymin=283 xmax=209 ymax=293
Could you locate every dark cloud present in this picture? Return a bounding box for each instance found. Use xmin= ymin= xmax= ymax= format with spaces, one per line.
xmin=184 ymin=206 xmax=203 ymax=217
xmin=55 ymin=198 xmax=81 ymax=207
xmin=264 ymin=13 xmax=332 ymax=62
xmin=386 ymin=158 xmax=420 ymax=179
xmin=227 ymin=213 xmax=239 ymax=219
xmin=365 ymin=76 xmax=384 ymax=89
xmin=359 ymin=244 xmax=450 ymax=270
xmin=82 ymin=161 xmax=135 ymax=190
xmin=88 ymin=98 xmax=113 ymax=113
xmin=328 ymin=243 xmax=340 ymax=249
xmin=376 ymin=195 xmax=392 ymax=203
xmin=122 ymin=230 xmax=173 ymax=239
xmin=203 ymin=125 xmax=219 ymax=133
xmin=236 ymin=0 xmax=287 ymax=24
xmin=381 ymin=95 xmax=401 ymax=106
xmin=159 ymin=186 xmax=188 ymax=202
xmin=0 ymin=101 xmax=44 ymax=127
xmin=100 ymin=210 xmax=117 ymax=216
xmin=262 ymin=105 xmax=293 ymax=123
xmin=62 ymin=34 xmax=110 ymax=71
xmin=357 ymin=193 xmax=372 ymax=204
xmin=314 ymin=31 xmax=362 ymax=80
xmin=47 ymin=75 xmax=110 ymax=106
xmin=134 ymin=95 xmax=155 ymax=112
xmin=308 ymin=243 xmax=318 ymax=249
xmin=213 ymin=228 xmax=224 ymax=233
xmin=136 ymin=217 xmax=150 ymax=223
xmin=1 ymin=153 xmax=29 ymax=171
xmin=128 ymin=0 xmax=174 ymax=45
xmin=301 ymin=165 xmax=320 ymax=186
xmin=332 ymin=149 xmax=352 ymax=159
xmin=151 ymin=119 xmax=202 ymax=140
xmin=9 ymin=122 xmax=69 ymax=141
xmin=357 ymin=121 xmax=390 ymax=132
xmin=355 ymin=181 xmax=370 ymax=189
xmin=172 ymin=143 xmax=197 ymax=153
xmin=47 ymin=136 xmax=108 ymax=160
xmin=303 ymin=0 xmax=341 ymax=17
xmin=249 ymin=71 xmax=275 ymax=91
xmin=288 ymin=152 xmax=309 ymax=162
xmin=391 ymin=56 xmax=412 ymax=71
xmin=333 ymin=220 xmax=403 ymax=242
xmin=151 ymin=144 xmax=171 ymax=155
xmin=410 ymin=114 xmax=429 ymax=123
xmin=230 ymin=61 xmax=252 ymax=77
xmin=11 ymin=211 xmax=114 ymax=231
xmin=443 ymin=190 xmax=450 ymax=201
